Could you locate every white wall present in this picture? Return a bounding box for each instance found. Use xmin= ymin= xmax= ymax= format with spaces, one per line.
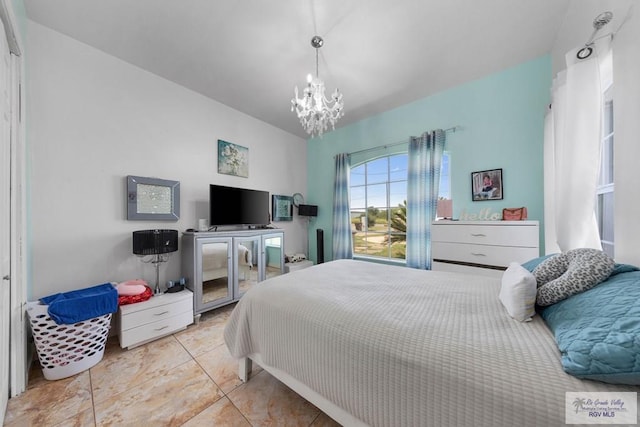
xmin=611 ymin=4 xmax=640 ymax=265
xmin=26 ymin=21 xmax=308 ymax=299
xmin=551 ymin=0 xmax=640 ymax=264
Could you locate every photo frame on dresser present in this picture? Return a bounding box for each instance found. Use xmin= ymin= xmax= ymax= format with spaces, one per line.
xmin=471 ymin=168 xmax=503 ymax=201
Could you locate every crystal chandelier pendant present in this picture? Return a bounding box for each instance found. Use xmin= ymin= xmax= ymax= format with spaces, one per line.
xmin=291 ymin=36 xmax=344 ymax=137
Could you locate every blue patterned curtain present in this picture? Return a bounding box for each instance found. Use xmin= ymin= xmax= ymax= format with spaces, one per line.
xmin=332 ymin=153 xmax=353 ymax=260
xmin=406 ymin=130 xmax=445 ymax=269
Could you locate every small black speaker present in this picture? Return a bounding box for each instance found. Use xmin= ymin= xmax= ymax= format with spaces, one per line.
xmin=298 ymin=204 xmax=318 ymax=217
xmin=316 ymin=229 xmax=324 ymax=264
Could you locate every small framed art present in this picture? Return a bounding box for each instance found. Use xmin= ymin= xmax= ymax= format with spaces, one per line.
xmin=471 ymin=168 xmax=503 ymax=201
xmin=218 ymin=139 xmax=249 ymax=178
xmin=272 ymin=195 xmax=293 ymax=221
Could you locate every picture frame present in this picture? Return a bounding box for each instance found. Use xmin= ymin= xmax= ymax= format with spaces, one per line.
xmin=471 ymin=168 xmax=503 ymax=201
xmin=218 ymin=139 xmax=249 ymax=178
xmin=127 ymin=175 xmax=180 ymax=220
xmin=272 ymin=195 xmax=293 ymax=222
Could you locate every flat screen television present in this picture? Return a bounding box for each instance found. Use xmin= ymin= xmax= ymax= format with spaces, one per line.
xmin=209 ymin=184 xmax=270 ymax=226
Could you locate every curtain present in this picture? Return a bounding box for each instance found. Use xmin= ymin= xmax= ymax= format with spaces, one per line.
xmin=332 ymin=153 xmax=353 ymax=260
xmin=406 ymin=130 xmax=445 ymax=269
xmin=544 ymin=41 xmax=611 ymax=252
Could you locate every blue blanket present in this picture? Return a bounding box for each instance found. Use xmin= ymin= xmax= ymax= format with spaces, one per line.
xmin=540 ymin=269 xmax=640 ymax=384
xmin=40 ymin=283 xmax=118 ymax=325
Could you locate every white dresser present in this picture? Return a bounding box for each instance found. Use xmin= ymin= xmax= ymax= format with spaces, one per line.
xmin=118 ymin=289 xmax=193 ymax=349
xmin=431 ymin=220 xmax=539 ymax=278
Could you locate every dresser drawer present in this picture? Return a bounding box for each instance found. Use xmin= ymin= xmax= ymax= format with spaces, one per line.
xmin=119 ymin=311 xmax=193 ymax=349
xmin=120 ymin=293 xmax=192 ymax=331
xmin=432 ymin=242 xmax=539 ymax=267
xmin=431 ymin=223 xmax=538 ymax=247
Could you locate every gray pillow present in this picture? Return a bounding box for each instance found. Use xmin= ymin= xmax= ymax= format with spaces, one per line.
xmin=533 ymin=248 xmax=615 ymax=306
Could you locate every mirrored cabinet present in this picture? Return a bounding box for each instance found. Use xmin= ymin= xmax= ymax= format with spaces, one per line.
xmin=182 ymin=229 xmax=284 ymax=319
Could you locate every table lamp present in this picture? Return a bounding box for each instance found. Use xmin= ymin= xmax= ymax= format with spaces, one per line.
xmin=132 ymin=229 xmax=178 ymax=295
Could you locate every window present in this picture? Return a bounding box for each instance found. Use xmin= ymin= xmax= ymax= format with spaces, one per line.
xmin=350 ymin=152 xmax=450 ymax=261
xmin=596 ymin=85 xmax=614 ymax=257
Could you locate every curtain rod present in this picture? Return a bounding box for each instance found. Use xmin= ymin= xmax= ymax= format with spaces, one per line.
xmin=344 ymin=126 xmax=460 ymax=157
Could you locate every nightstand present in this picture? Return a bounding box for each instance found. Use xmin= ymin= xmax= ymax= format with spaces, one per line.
xmin=118 ymin=289 xmax=193 ymax=349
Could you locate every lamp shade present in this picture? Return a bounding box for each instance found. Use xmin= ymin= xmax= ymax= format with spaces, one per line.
xmin=132 ymin=229 xmax=178 ymax=255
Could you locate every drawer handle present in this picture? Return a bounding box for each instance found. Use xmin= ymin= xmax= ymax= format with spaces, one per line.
xmin=470 ymin=233 xmax=486 ymax=237
xmin=154 ymin=325 xmax=169 ymax=331
xmin=470 ymin=253 xmax=487 ymax=257
xmin=154 ymin=311 xmax=169 ymax=316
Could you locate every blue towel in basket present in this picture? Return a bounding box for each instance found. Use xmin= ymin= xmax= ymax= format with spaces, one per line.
xmin=40 ymin=283 xmax=118 ymax=325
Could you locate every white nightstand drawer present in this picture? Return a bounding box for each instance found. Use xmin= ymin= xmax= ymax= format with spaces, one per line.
xmin=432 ymin=242 xmax=539 ymax=267
xmin=119 ymin=292 xmax=192 ymax=331
xmin=119 ymin=310 xmax=193 ymax=349
xmin=431 ymin=222 xmax=538 ymax=247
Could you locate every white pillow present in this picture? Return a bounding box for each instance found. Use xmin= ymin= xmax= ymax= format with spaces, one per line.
xmin=499 ymin=262 xmax=537 ymax=321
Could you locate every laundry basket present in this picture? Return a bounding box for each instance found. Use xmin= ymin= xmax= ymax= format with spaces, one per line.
xmin=27 ymin=301 xmax=112 ymax=380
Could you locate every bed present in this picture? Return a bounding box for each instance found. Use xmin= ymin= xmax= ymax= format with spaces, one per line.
xmin=224 ymin=259 xmax=640 ymax=426
xmin=202 ymin=243 xmax=252 ymax=282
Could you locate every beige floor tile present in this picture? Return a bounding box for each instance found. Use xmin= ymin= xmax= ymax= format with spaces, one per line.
xmin=195 ymin=343 xmax=244 ymax=394
xmin=310 ymin=412 xmax=343 ymax=427
xmin=90 ymin=335 xmax=192 ymax=404
xmin=94 ymin=359 xmax=223 ymax=426
xmin=227 ymin=370 xmax=320 ymax=427
xmin=182 ymin=396 xmax=251 ymax=427
xmin=52 ymin=407 xmax=96 ymax=427
xmin=3 ymin=371 xmax=93 ymax=427
xmin=175 ymin=305 xmax=235 ymax=357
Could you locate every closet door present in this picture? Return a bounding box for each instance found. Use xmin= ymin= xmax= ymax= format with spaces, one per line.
xmin=0 ymin=16 xmax=10 ymax=422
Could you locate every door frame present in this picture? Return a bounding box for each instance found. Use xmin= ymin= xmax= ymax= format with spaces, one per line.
xmin=0 ymin=0 xmax=26 ymax=405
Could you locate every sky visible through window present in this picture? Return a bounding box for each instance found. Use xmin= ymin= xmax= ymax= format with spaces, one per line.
xmin=351 ymin=152 xmax=450 ymax=211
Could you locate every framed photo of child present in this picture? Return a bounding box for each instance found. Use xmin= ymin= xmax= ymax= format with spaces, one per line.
xmin=471 ymin=168 xmax=503 ymax=201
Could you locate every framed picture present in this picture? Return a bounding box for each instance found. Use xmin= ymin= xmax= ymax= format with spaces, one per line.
xmin=126 ymin=175 xmax=180 ymax=220
xmin=218 ymin=139 xmax=249 ymax=178
xmin=272 ymin=195 xmax=293 ymax=221
xmin=471 ymin=168 xmax=503 ymax=201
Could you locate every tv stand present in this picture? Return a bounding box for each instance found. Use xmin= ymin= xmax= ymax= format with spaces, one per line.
xmin=181 ymin=229 xmax=285 ymax=317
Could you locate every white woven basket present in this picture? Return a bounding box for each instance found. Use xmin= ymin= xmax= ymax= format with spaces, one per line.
xmin=27 ymin=301 xmax=112 ymax=380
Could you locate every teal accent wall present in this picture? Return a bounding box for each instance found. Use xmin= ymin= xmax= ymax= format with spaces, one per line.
xmin=306 ymin=55 xmax=551 ymax=263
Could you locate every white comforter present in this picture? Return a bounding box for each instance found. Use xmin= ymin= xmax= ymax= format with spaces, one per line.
xmin=224 ymin=259 xmax=638 ymax=427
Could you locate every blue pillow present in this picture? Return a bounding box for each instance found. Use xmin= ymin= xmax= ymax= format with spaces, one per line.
xmin=610 ymin=263 xmax=640 ymax=276
xmin=541 ymin=270 xmax=640 ymax=384
xmin=522 ymin=254 xmax=639 ymax=278
xmin=521 ymin=254 xmax=556 ymax=272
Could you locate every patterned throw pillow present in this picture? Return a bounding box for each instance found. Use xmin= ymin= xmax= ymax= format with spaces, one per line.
xmin=533 ymin=248 xmax=615 ymax=306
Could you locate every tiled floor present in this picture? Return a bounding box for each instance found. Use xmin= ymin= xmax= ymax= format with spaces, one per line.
xmin=3 ymin=304 xmax=341 ymax=427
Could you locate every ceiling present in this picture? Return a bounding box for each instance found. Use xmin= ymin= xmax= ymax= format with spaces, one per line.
xmin=24 ymin=0 xmax=573 ymax=139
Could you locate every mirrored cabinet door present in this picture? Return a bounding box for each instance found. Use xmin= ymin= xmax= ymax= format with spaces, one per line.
xmin=263 ymin=233 xmax=284 ymax=280
xmin=235 ymin=236 xmax=261 ymax=297
xmin=198 ymin=237 xmax=233 ymax=309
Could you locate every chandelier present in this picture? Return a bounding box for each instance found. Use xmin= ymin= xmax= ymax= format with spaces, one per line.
xmin=291 ymin=36 xmax=344 ymax=137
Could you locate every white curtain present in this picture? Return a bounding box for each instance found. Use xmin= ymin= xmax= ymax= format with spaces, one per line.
xmin=544 ymin=41 xmax=611 ymax=253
